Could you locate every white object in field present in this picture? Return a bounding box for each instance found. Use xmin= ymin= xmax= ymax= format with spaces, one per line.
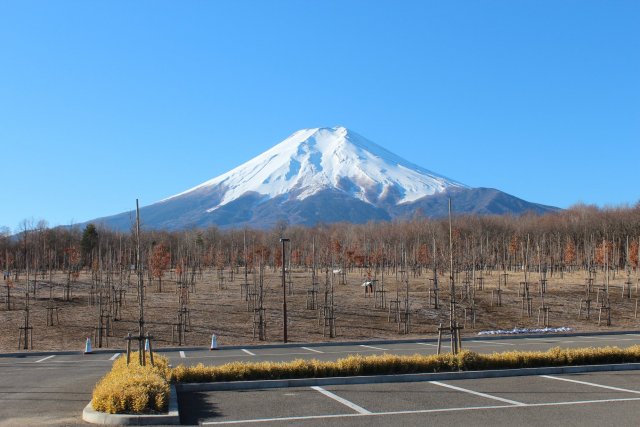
xmin=333 ymin=269 xmax=342 ymax=274
xmin=361 ymin=281 xmax=373 ymax=287
xmin=210 ymin=334 xmax=218 ymax=350
xmin=478 ymin=327 xmax=572 ymax=336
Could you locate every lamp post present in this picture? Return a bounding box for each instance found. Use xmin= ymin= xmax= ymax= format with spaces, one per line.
xmin=280 ymin=238 xmax=290 ymax=343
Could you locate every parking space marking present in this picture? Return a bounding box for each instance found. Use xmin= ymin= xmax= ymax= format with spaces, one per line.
xmin=311 ymin=386 xmax=372 ymax=414
xmin=180 ymin=351 xmax=186 ymax=359
xmin=202 ymin=413 xmax=362 ymax=425
xmin=585 ymin=336 xmax=621 ymax=340
xmin=109 ymin=353 xmax=121 ymax=361
xmin=360 ymin=345 xmax=386 ymax=351
xmin=200 ymin=397 xmax=640 ymax=425
xmin=301 ymin=346 xmax=324 ymax=354
xmin=430 ymin=381 xmax=525 ymax=406
xmin=415 ymin=342 xmax=438 ymax=347
xmin=578 ymin=337 xmax=638 ymax=342
xmin=541 ymin=375 xmax=640 ymax=394
xmin=469 ymin=340 xmax=515 ymax=346
xmin=242 ymin=349 xmax=256 ymax=356
xmin=34 ymin=355 xmax=55 ymax=363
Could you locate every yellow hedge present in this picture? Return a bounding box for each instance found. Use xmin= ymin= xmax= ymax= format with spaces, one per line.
xmin=91 ymin=352 xmax=171 ymax=414
xmin=172 ymin=345 xmax=640 ymax=383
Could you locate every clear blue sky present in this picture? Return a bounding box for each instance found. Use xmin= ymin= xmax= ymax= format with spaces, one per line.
xmin=1 ymin=1 xmax=638 ymax=232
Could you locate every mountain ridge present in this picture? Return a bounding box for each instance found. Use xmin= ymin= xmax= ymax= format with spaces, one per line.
xmin=88 ymin=126 xmax=559 ymax=230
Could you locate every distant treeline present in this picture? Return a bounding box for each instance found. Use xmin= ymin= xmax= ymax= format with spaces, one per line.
xmin=2 ymin=203 xmax=640 ymax=274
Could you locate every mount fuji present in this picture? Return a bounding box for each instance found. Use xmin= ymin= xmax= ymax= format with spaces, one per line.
xmin=91 ymin=126 xmax=559 ymax=230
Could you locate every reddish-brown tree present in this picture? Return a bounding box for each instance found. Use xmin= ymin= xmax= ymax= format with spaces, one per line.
xmin=150 ymin=244 xmax=171 ymax=292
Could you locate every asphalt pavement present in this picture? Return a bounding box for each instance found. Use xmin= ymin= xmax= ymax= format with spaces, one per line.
xmin=2 ymin=332 xmax=640 ymax=426
xmin=180 ymin=371 xmax=640 ymax=426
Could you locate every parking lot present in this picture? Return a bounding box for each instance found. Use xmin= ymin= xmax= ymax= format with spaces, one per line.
xmin=2 ymin=332 xmax=640 ymax=425
xmin=179 ymin=371 xmax=640 ymax=426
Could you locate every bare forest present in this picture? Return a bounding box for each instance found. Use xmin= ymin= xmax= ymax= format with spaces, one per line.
xmin=1 ymin=203 xmax=640 ymax=352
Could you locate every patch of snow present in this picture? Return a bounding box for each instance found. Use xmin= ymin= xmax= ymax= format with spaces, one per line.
xmin=477 ymin=327 xmax=573 ymax=335
xmin=162 ymin=126 xmax=467 ymax=211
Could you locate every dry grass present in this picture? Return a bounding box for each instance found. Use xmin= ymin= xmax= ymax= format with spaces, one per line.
xmin=2 ymin=268 xmax=639 ymax=351
xmin=171 ymin=345 xmax=640 ymax=383
xmin=91 ymin=351 xmax=170 ymax=414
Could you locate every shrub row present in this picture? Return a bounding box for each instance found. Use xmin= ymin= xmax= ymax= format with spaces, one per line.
xmin=93 ymin=345 xmax=640 ymax=414
xmin=91 ymin=352 xmax=171 ymax=414
xmin=171 ymin=345 xmax=640 ymax=383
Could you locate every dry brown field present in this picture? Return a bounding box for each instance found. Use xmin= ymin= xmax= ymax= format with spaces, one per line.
xmin=1 ymin=267 xmax=639 ymax=352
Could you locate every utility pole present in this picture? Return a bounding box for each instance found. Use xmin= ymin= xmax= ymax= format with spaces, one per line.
xmin=136 ymin=199 xmax=146 ymax=365
xmin=448 ymin=198 xmax=457 ymax=353
xmin=280 ymin=237 xmax=290 ymax=343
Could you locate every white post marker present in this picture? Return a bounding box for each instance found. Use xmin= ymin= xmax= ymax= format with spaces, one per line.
xmin=210 ymin=334 xmax=218 ymax=350
xmin=179 ymin=351 xmax=186 ymax=359
xmin=84 ymin=337 xmax=93 ymax=354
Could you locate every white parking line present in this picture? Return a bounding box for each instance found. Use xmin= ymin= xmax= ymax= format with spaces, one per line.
xmin=301 ymin=346 xmax=324 ymax=354
xmin=242 ymin=349 xmax=256 ymax=356
xmin=360 ymin=345 xmax=387 ymax=351
xmin=200 ymin=397 xmax=640 ymax=424
xmin=576 ymin=336 xmax=635 ymax=342
xmin=430 ymin=381 xmax=525 ymax=406
xmin=180 ymin=351 xmax=186 ymax=359
xmin=469 ymin=340 xmax=515 ymax=346
xmin=541 ymin=375 xmax=640 ymax=394
xmin=34 ymin=355 xmax=55 ymax=363
xmin=109 ymin=353 xmax=121 ymax=361
xmin=415 ymin=342 xmax=439 ymax=347
xmin=311 ymin=386 xmax=372 ymax=414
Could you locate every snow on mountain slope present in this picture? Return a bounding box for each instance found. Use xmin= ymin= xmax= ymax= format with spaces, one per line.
xmin=165 ymin=126 xmax=467 ymax=211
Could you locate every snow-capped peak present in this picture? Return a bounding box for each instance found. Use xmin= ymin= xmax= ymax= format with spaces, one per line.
xmin=166 ymin=126 xmax=467 ymax=211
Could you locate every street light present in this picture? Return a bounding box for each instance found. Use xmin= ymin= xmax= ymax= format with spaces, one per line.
xmin=280 ymin=238 xmax=290 ymax=343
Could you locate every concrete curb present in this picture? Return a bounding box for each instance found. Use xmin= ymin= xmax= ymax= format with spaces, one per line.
xmin=176 ymin=362 xmax=640 ymax=392
xmin=1 ymin=329 xmax=639 ymax=357
xmin=82 ymin=384 xmax=180 ymax=425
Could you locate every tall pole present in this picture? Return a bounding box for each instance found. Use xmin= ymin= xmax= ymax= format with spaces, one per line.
xmin=280 ymin=238 xmax=290 ymax=343
xmin=136 ymin=199 xmax=145 ymax=365
xmin=449 ymin=198 xmax=455 ymax=307
xmin=448 ymin=198 xmax=458 ymax=354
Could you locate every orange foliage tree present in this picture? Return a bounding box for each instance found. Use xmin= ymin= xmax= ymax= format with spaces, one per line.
xmin=629 ymin=239 xmax=639 ymax=269
xmin=564 ymin=239 xmax=577 ymax=267
xmin=595 ymin=240 xmax=614 ymax=266
xmin=150 ymin=244 xmax=171 ymax=292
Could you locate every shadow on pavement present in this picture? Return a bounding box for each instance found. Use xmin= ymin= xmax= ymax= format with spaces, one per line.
xmin=178 ymin=391 xmax=222 ymax=425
